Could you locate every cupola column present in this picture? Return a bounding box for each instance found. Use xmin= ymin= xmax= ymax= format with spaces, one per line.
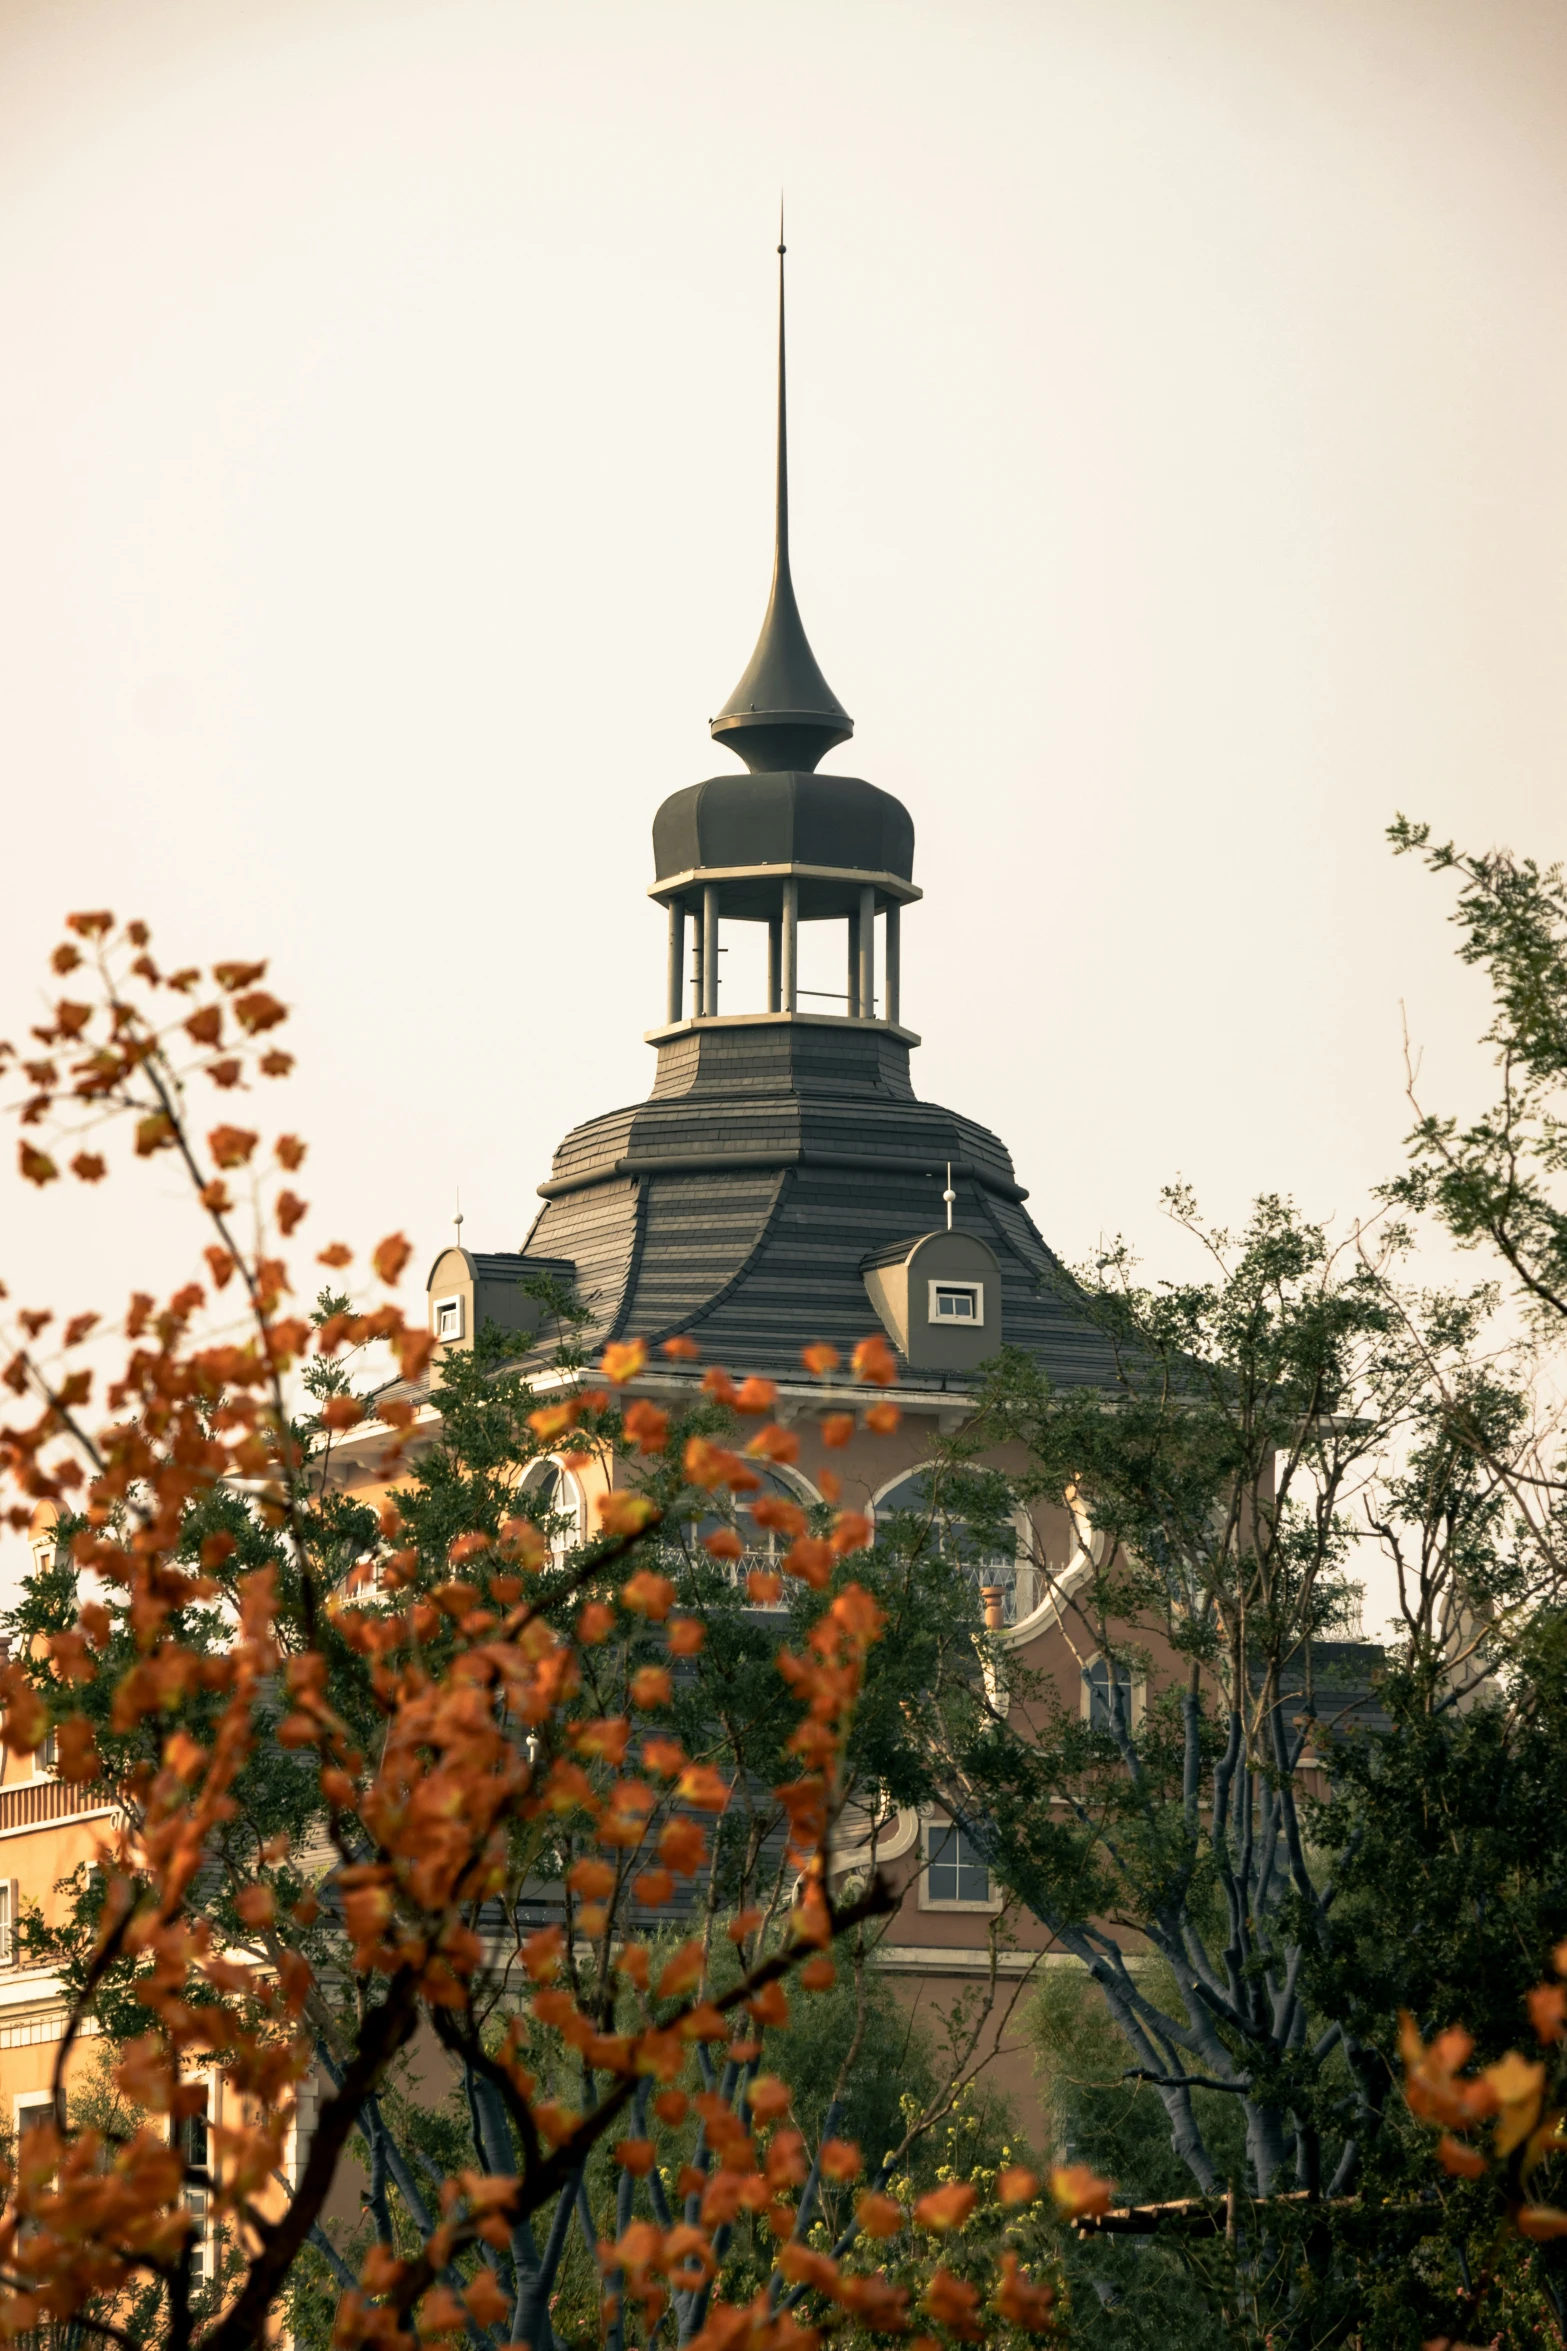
xmin=701 ymin=884 xmax=720 ymax=1017
xmin=666 ymin=903 xmax=685 ymax=1026
xmin=884 ymin=900 xmax=900 ymax=1028
xmin=781 ymin=877 xmax=798 ymax=1012
xmin=766 ymin=913 xmax=782 ymax=1013
xmin=858 ymin=884 xmax=876 ymax=1022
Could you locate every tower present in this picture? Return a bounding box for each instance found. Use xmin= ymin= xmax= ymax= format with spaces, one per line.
xmin=427 ymin=241 xmax=1116 ymax=1403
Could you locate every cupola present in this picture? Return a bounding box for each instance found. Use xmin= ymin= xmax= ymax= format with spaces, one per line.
xmin=648 ymin=227 xmax=920 ymax=1042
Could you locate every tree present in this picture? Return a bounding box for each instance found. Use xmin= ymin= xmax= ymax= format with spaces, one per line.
xmin=872 ymin=1181 xmax=1567 ymax=2340
xmin=0 ymin=912 xmax=1070 ymax=2350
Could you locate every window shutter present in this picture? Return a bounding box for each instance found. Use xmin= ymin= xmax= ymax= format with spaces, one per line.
xmin=3 ymin=1879 xmax=16 ymax=1966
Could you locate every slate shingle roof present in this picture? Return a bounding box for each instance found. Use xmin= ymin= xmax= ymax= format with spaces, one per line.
xmin=516 ymin=1019 xmax=1119 ymax=1392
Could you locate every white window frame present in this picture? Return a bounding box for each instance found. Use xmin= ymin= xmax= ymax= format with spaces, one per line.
xmin=13 ymin=2094 xmax=54 ymax=2147
xmin=917 ymin=1812 xmax=1003 ymax=1914
xmin=432 ymin=1294 xmax=465 ymax=1344
xmin=1080 ymin=1652 xmax=1146 ymax=1733
xmin=522 ymin=1458 xmax=586 ymax=1565
xmin=177 ymin=2076 xmax=214 ymax=2284
xmin=0 ymin=1877 xmax=19 ymax=1968
xmin=927 ymin=1279 xmax=983 ymax=1327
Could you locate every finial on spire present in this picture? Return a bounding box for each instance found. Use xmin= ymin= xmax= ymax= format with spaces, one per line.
xmin=943 ymin=1164 xmax=955 ymax=1230
xmin=710 ymin=215 xmax=853 ymax=776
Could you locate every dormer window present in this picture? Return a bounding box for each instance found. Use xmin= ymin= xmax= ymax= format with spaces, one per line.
xmin=929 ymin=1280 xmax=982 ymax=1325
xmin=433 ymin=1295 xmax=464 ymax=1343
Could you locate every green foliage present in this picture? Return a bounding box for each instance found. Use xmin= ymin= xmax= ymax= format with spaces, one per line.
xmin=1389 ymin=819 xmax=1567 ymax=1322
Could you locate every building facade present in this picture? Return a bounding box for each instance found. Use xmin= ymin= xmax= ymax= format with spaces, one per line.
xmin=397 ymin=247 xmax=1140 ymax=2142
xmin=0 ymin=251 xmax=1135 ymax=2170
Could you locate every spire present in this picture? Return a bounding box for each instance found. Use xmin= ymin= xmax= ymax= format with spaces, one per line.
xmin=710 ymin=215 xmax=853 ymax=775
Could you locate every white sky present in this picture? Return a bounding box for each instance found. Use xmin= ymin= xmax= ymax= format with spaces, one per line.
xmin=2 ymin=0 xmax=1566 ymax=1622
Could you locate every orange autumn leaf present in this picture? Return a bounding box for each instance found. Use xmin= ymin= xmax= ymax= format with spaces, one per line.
xmin=464 ymin=2271 xmax=511 ymax=2327
xmin=747 ymin=1422 xmax=799 ymax=1464
xmin=597 ymin=1490 xmax=660 ymax=1539
xmin=623 ymin=1398 xmax=669 ymax=1453
xmin=995 ymin=2250 xmax=1056 ymax=2333
xmin=231 ymin=988 xmax=287 ymax=1034
xmin=830 ymin=1510 xmax=874 ymax=1556
xmin=752 ymin=1494 xmax=806 ymax=1538
xmin=856 ymin=2191 xmax=905 ymax=2240
xmin=1050 ymin=2163 xmax=1113 ymax=2219
xmin=601 ymin=1339 xmax=648 ymax=1384
xmin=850 ymin=1333 xmax=898 ymax=1386
xmin=19 ymin=1144 xmax=58 ymax=1186
xmin=821 ymin=1413 xmax=855 ymax=1448
xmin=661 ymin=1333 xmax=701 ymax=1360
xmin=657 ymin=1941 xmax=705 ymax=1999
xmin=1528 ymin=1982 xmax=1567 ymax=2043
xmin=207 ymin=1123 xmax=258 ymax=1168
xmin=675 ymin=1763 xmax=731 ymax=1812
xmin=749 ymin=2074 xmax=792 ymax=2123
xmin=529 ymin=1401 xmax=581 ymax=1440
xmin=914 ymin=2182 xmax=977 ymax=2233
xmin=213 ymin=958 xmax=267 ymax=992
xmin=372 ymin=1231 xmax=413 ymax=1285
xmin=621 ymin=1570 xmax=675 ymax=1620
xmin=924 ymin=2268 xmax=984 ymax=2340
xmin=801 ymin=1342 xmax=840 ymax=1375
xmin=276 ymin=1190 xmax=308 ymax=1236
xmin=317 ymin=1242 xmax=352 ymax=1268
xmin=658 ymin=1819 xmax=707 ymax=1874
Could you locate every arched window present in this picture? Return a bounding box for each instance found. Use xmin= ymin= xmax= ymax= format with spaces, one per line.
xmin=521 ymin=1458 xmax=584 ymax=1564
xmin=871 ymin=1470 xmax=1034 ymax=1625
xmin=677 ymin=1465 xmax=819 ymax=1610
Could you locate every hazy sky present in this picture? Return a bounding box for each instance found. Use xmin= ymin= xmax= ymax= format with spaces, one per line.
xmin=2 ymin=0 xmax=1566 ymax=1538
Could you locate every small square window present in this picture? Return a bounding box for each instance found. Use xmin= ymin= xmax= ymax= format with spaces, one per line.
xmin=928 ymin=1281 xmax=983 ymax=1326
xmin=433 ymin=1295 xmax=464 ymax=1343
xmin=925 ymin=1823 xmax=991 ymax=1905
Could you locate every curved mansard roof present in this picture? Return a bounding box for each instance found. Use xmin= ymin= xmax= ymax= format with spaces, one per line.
xmin=519 ymin=1024 xmax=1118 ymax=1391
